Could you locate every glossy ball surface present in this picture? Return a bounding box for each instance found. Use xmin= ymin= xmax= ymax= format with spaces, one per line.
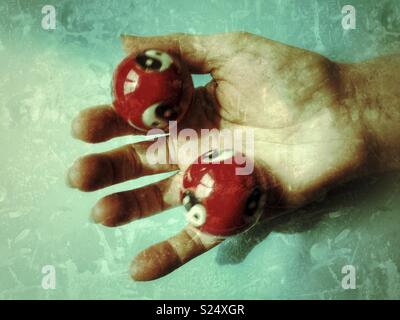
xmin=181 ymin=149 xmax=265 ymax=237
xmin=112 ymin=49 xmax=192 ymax=131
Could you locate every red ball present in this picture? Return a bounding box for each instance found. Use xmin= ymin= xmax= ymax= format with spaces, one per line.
xmin=112 ymin=49 xmax=193 ymax=131
xmin=181 ymin=149 xmax=266 ymax=237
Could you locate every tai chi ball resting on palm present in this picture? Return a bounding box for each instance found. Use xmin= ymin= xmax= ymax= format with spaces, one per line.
xmin=181 ymin=149 xmax=266 ymax=237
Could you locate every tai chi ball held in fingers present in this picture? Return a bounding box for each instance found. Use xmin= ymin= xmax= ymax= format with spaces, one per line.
xmin=112 ymin=49 xmax=193 ymax=131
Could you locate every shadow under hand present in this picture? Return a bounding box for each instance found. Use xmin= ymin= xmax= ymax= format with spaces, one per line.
xmin=216 ymin=172 xmax=400 ymax=265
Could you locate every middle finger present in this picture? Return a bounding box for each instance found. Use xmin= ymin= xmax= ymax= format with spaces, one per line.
xmin=67 ymin=142 xmax=177 ymax=192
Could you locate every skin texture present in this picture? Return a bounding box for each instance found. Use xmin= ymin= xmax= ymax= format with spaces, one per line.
xmin=67 ymin=32 xmax=400 ymax=281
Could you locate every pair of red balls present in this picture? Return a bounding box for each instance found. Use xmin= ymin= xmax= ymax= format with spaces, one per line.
xmin=112 ymin=50 xmax=265 ymax=237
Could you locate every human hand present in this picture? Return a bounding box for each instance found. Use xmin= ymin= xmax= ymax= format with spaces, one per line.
xmin=67 ymin=32 xmax=392 ymax=281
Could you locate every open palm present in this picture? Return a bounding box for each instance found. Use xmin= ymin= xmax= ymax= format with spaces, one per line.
xmin=68 ymin=32 xmax=368 ymax=280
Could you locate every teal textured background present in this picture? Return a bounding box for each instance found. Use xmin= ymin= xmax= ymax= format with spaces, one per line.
xmin=1 ymin=0 xmax=400 ymax=299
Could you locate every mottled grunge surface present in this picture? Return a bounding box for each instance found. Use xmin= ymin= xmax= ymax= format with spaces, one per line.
xmin=0 ymin=0 xmax=400 ymax=299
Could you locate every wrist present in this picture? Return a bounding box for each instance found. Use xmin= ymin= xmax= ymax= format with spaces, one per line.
xmin=339 ymin=57 xmax=400 ymax=175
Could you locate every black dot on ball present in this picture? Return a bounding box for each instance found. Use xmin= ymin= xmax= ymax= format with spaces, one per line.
xmin=245 ymin=187 xmax=261 ymax=216
xmin=156 ymin=103 xmax=178 ymax=120
xmin=136 ymin=54 xmax=162 ymax=71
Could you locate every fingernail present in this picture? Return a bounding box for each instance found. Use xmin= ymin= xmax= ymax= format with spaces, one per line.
xmin=130 ymin=258 xmax=147 ymax=281
xmin=70 ymin=116 xmax=82 ymax=140
xmin=66 ymin=164 xmax=79 ymax=188
xmin=129 ymin=260 xmax=138 ymax=280
xmin=90 ymin=203 xmax=104 ymax=224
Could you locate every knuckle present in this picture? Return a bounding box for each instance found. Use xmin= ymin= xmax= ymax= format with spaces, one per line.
xmin=129 ymin=190 xmax=143 ymax=219
xmin=125 ymin=145 xmax=144 ymax=176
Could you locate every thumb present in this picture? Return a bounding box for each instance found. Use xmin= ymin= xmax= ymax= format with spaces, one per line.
xmin=120 ymin=32 xmax=237 ymax=74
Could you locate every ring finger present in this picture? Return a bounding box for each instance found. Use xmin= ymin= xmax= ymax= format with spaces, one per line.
xmin=91 ymin=177 xmax=181 ymax=227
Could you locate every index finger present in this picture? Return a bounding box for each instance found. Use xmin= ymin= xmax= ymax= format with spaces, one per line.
xmin=71 ymin=105 xmax=141 ymax=143
xmin=120 ymin=32 xmax=239 ymax=74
